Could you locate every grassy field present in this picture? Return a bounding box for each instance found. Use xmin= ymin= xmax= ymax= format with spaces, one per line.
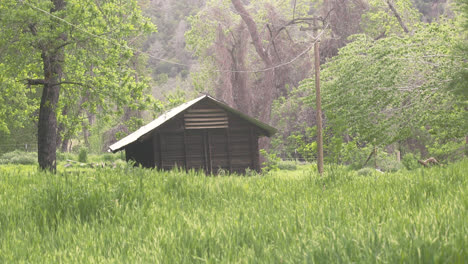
xmin=0 ymin=161 xmax=467 ymax=263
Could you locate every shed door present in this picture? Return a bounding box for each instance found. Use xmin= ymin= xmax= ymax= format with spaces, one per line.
xmin=185 ymin=129 xmax=229 ymax=174
xmin=208 ymin=129 xmax=229 ymax=173
xmin=185 ymin=130 xmax=205 ymax=171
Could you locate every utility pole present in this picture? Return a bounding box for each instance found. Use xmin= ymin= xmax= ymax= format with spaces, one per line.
xmin=303 ymin=17 xmax=324 ymax=175
xmin=313 ymin=18 xmax=324 ymax=175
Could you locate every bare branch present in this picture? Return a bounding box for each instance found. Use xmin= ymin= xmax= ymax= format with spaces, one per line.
xmin=231 ymin=0 xmax=271 ymax=65
xmin=25 ymin=79 xmax=46 ymax=86
xmin=385 ymin=0 xmax=409 ymax=33
xmin=50 ymin=81 xmax=88 ymax=87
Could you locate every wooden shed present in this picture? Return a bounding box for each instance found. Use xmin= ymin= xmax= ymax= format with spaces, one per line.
xmin=108 ymin=95 xmax=276 ymax=173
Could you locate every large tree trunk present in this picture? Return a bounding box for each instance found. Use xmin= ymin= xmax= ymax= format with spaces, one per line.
xmin=231 ymin=0 xmax=274 ymax=122
xmin=231 ymin=24 xmax=251 ymax=115
xmin=231 ymin=0 xmax=276 ymax=153
xmin=37 ymin=0 xmax=66 ymax=171
xmin=38 ymin=50 xmax=63 ymax=171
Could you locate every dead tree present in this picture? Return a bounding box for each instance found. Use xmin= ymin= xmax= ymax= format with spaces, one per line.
xmin=418 ymin=157 xmax=439 ymax=167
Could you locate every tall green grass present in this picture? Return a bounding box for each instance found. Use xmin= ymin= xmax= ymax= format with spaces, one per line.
xmin=0 ymin=161 xmax=467 ymax=263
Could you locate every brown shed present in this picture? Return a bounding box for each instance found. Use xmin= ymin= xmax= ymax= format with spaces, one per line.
xmin=108 ymin=95 xmax=276 ymax=173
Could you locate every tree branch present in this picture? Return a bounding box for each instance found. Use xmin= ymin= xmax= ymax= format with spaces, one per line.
xmin=25 ymin=79 xmax=87 ymax=88
xmin=50 ymin=81 xmax=88 ymax=87
xmin=266 ymin=24 xmax=282 ymax=63
xmin=25 ymin=79 xmax=46 ymax=86
xmin=385 ymin=0 xmax=409 ymax=33
xmin=231 ymin=0 xmax=271 ymax=65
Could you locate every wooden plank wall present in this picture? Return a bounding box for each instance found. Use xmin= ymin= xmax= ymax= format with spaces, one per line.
xmin=129 ymin=99 xmax=262 ymax=173
xmin=125 ymin=138 xmax=154 ymax=168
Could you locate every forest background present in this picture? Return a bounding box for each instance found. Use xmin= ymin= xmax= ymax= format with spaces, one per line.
xmin=0 ymin=0 xmax=466 ymax=171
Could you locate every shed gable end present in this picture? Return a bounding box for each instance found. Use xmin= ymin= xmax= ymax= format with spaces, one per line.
xmin=184 ymin=108 xmax=228 ymax=129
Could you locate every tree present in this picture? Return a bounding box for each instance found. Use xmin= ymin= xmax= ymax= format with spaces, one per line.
xmin=0 ymin=0 xmax=156 ymax=171
xmin=303 ymin=19 xmax=465 ymax=154
xmin=452 ymin=0 xmax=468 ymax=151
xmin=186 ymin=0 xmax=314 ymax=124
xmin=361 ymin=0 xmax=421 ymax=38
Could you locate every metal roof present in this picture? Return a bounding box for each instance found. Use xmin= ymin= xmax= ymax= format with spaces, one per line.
xmin=108 ymin=95 xmax=277 ymax=153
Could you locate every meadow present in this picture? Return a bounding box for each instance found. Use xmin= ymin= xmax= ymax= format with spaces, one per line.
xmin=0 ymin=161 xmax=467 ymax=263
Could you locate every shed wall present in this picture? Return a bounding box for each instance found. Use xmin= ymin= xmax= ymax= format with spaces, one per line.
xmin=125 ymin=99 xmax=262 ymax=173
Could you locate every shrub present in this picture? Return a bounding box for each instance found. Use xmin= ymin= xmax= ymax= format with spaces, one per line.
xmin=260 ymin=149 xmax=280 ymax=172
xmin=378 ymin=158 xmax=403 ymax=172
xmin=341 ymin=142 xmax=372 ymax=170
xmin=277 ymin=160 xmax=297 ymax=171
xmin=376 ymin=152 xmax=404 ymax=172
xmin=402 ymin=153 xmax=420 ymax=170
xmin=102 ymin=153 xmax=121 ymax=162
xmin=357 ymin=167 xmax=375 ymax=176
xmin=78 ymin=148 xmax=88 ymax=163
xmin=427 ymin=140 xmax=464 ymax=163
xmin=10 ymin=155 xmax=36 ymax=165
xmin=244 ymin=167 xmax=258 ymax=176
xmin=56 ymin=152 xmax=76 ymax=161
xmin=0 ymin=150 xmax=37 ymax=165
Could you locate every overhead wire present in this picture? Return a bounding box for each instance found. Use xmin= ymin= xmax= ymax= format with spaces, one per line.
xmin=20 ymin=0 xmax=325 ymax=74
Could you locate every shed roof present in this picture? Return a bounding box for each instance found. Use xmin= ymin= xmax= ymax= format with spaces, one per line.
xmin=108 ymin=95 xmax=277 ymax=153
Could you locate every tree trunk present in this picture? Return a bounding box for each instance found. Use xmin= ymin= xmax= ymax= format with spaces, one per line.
xmin=61 ymin=137 xmax=70 ymax=152
xmin=314 ymin=28 xmax=324 ymax=175
xmin=232 ymin=24 xmax=251 ymax=115
xmin=38 ymin=51 xmax=62 ymax=171
xmin=37 ymin=0 xmax=66 ymax=171
xmin=231 ymin=0 xmax=276 ymax=152
xmin=231 ymin=0 xmax=275 ymax=123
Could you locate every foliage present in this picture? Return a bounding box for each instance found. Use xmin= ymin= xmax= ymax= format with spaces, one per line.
xmin=449 ymin=0 xmax=468 ymax=130
xmin=283 ymin=127 xmax=317 ymax=162
xmin=56 ymin=152 xmax=76 ymax=162
xmin=0 ymin=0 xmax=157 ymax=164
xmin=277 ymin=160 xmax=298 ymax=171
xmin=78 ymin=148 xmax=88 ymax=163
xmin=0 ymin=150 xmax=37 ymax=165
xmin=402 ymin=153 xmax=420 ymax=170
xmin=287 ymin=19 xmax=466 ymax=165
xmin=0 ymin=161 xmax=467 ymax=262
xmin=361 ymin=0 xmax=421 ymax=38
xmin=0 ymin=121 xmax=37 ymax=155
xmin=427 ymin=139 xmax=465 ymax=162
xmin=356 ymin=167 xmax=376 ymax=176
xmin=186 ymin=0 xmax=313 ymax=119
xmin=259 ymin=149 xmax=280 ymax=172
xmin=376 ymin=153 xmax=404 ymax=172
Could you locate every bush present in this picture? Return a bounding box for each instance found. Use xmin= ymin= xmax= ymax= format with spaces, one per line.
xmin=277 ymin=160 xmax=298 ymax=171
xmin=341 ymin=142 xmax=372 ymax=170
xmin=260 ymin=149 xmax=280 ymax=172
xmin=78 ymin=148 xmax=88 ymax=163
xmin=357 ymin=167 xmax=375 ymax=176
xmin=102 ymin=153 xmax=121 ymax=162
xmin=378 ymin=158 xmax=403 ymax=172
xmin=56 ymin=152 xmax=76 ymax=162
xmin=402 ymin=153 xmax=420 ymax=170
xmin=376 ymin=152 xmax=404 ymax=172
xmin=10 ymin=155 xmax=37 ymax=165
xmin=427 ymin=140 xmax=464 ymax=163
xmin=0 ymin=150 xmax=37 ymax=165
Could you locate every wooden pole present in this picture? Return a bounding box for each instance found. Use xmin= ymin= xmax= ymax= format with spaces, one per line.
xmin=373 ymin=138 xmax=377 ymax=169
xmin=374 ymin=145 xmax=377 ymax=169
xmin=313 ymin=17 xmax=324 ymax=175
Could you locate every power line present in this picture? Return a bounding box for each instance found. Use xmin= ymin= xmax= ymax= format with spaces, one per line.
xmin=21 ymin=0 xmax=188 ymax=67
xmin=21 ymin=0 xmax=324 ymax=74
